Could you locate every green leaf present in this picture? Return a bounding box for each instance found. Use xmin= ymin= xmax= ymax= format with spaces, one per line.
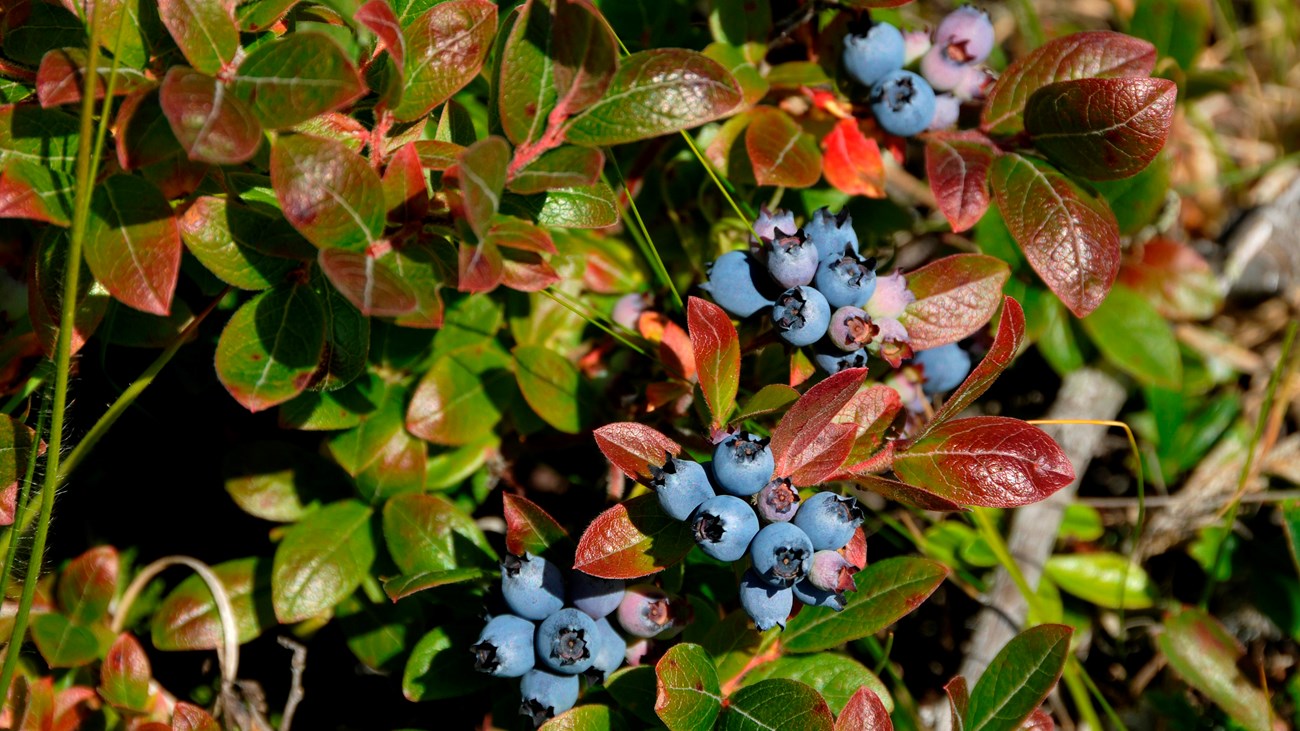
xmin=541 ymin=705 xmax=624 ymax=731
xmin=1157 ymin=606 xmax=1275 ymax=731
xmin=503 ymin=493 xmax=568 ymax=557
xmin=159 ymin=67 xmax=263 ymax=165
xmin=2 ymin=2 xmax=85 ymax=67
xmin=231 ymin=32 xmax=365 ymax=129
xmin=83 ymin=175 xmax=182 ymax=316
xmin=271 ymin=499 xmax=377 ymax=623
xmin=1080 ymin=284 xmax=1181 ymax=389
xmin=740 ymin=655 xmax=891 ymax=716
xmin=325 ymin=388 xmax=426 ymax=503
xmin=497 ymin=0 xmax=556 ymax=148
xmin=214 ymin=283 xmax=326 ymax=413
xmin=311 ymin=265 xmax=371 ymax=391
xmin=30 ymin=613 xmax=100 ymax=668
xmin=382 ymin=492 xmax=495 ymax=576
xmin=565 ymin=49 xmax=741 ymax=146
xmin=514 ymin=345 xmax=585 ymax=434
xmin=99 ymin=633 xmax=152 ymax=712
xmin=58 ymin=546 xmax=118 ymax=625
xmin=1025 ymin=78 xmax=1176 ymax=181
xmin=732 ymin=384 xmax=800 ymax=424
xmin=392 ymin=0 xmax=498 ymax=122
xmin=533 ymin=182 xmax=620 ymax=228
xmin=456 ymin=136 xmax=509 ymax=238
xmin=406 ymin=344 xmax=513 ymax=446
xmin=223 ymin=441 xmax=346 ymax=522
xmin=508 ymin=146 xmax=606 ymax=195
xmin=158 ymin=0 xmax=240 ymax=75
xmin=336 ymin=593 xmax=423 ymax=672
xmin=1044 ymin=553 xmax=1155 ymax=609
xmin=965 ymin=624 xmax=1072 ymax=731
xmin=783 ymin=557 xmax=948 ymax=653
xmin=654 ymin=643 xmax=722 ymax=731
xmin=1128 ymin=0 xmax=1210 ymax=70
xmin=402 ymin=626 xmax=491 ymax=701
xmin=382 ymin=567 xmax=487 ymax=601
xmin=151 ymin=557 xmax=275 ymax=651
xmin=572 ymin=494 xmax=695 ymax=579
xmin=718 ymin=679 xmax=834 ymax=731
xmin=745 ymin=107 xmax=821 ymax=188
xmin=607 ymin=666 xmax=662 ymax=725
xmin=271 ymin=133 xmax=386 ymax=251
xmin=709 ymin=0 xmax=771 ymax=45
xmin=178 ymin=196 xmax=304 ymax=290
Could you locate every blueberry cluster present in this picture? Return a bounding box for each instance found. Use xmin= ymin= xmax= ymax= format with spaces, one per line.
xmin=654 ymin=433 xmax=865 ymax=630
xmin=471 ymin=554 xmax=692 ymax=727
xmin=842 ymin=7 xmax=995 ymax=135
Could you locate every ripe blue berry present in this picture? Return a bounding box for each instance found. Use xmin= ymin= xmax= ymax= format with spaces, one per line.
xmin=829 ymin=306 xmax=878 ymax=351
xmin=652 ymin=457 xmax=714 ymax=521
xmin=934 ymin=6 xmax=995 ymax=64
xmin=749 ymin=522 xmax=815 ymax=588
xmin=929 ymin=93 xmax=961 ymax=130
xmin=470 ymin=614 xmax=536 ymax=678
xmin=584 ymin=617 xmax=627 ymax=684
xmin=812 ymin=344 xmax=870 ymax=374
xmin=772 ymin=286 xmax=831 ymax=347
xmin=792 ymin=492 xmax=863 ymax=551
xmin=713 ymin=432 xmax=775 ymax=497
xmin=739 ymin=569 xmax=794 ymax=630
xmin=690 ymin=495 xmax=760 ymax=562
xmin=501 ymin=553 xmax=565 ymax=621
xmin=767 ymin=230 xmax=819 ymax=289
xmin=870 ymin=70 xmax=937 ymax=138
xmin=617 ymin=584 xmax=684 ymax=638
xmin=755 ymin=478 xmax=800 ymax=523
xmin=792 ymin=578 xmax=847 ymax=612
xmin=803 ymin=207 xmax=859 ymax=260
xmin=519 ymin=669 xmax=580 ymax=727
xmin=842 ymin=22 xmax=905 ymax=88
xmin=535 ymin=608 xmax=598 ymax=675
xmin=702 ymin=251 xmax=775 ymax=318
xmin=815 ymin=254 xmax=877 ymax=309
xmin=913 ymin=343 xmax=972 ymax=394
xmin=809 ymin=550 xmax=858 ymax=594
xmin=570 ymin=572 xmax=625 ymax=619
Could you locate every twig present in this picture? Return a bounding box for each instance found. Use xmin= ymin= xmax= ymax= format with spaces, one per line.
xmin=277 ymin=636 xmax=308 ymax=731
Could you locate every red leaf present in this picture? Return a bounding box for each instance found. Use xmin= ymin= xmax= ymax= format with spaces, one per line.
xmin=272 ymin=133 xmax=386 ymax=251
xmin=852 ymin=475 xmax=965 ymax=512
xmin=159 ymin=67 xmax=262 ymax=165
xmin=355 ymin=0 xmax=405 ymax=68
xmin=924 ymin=130 xmax=996 ymax=233
xmin=59 ymin=546 xmax=118 ymax=625
xmin=382 ymin=143 xmax=429 ymax=226
xmin=1118 ymin=237 xmax=1222 ymax=321
xmin=413 ymin=140 xmax=465 ymax=170
xmin=991 ymin=153 xmax=1120 ymax=317
xmin=99 ymin=633 xmax=151 ymax=712
xmin=923 ymin=296 xmax=1025 ymax=434
xmin=836 ymin=384 xmax=903 ymax=474
xmin=787 ymin=421 xmax=856 ymax=486
xmin=457 ymin=238 xmax=503 ymax=293
xmin=572 ymin=494 xmax=694 ymax=579
xmin=654 ymin=316 xmax=696 ymax=382
xmin=946 ymin=676 xmax=970 ymax=728
xmin=455 ymin=136 xmax=509 ymax=238
xmin=900 ymin=254 xmax=1009 ymax=351
xmin=840 ymin=526 xmax=867 ymax=570
xmin=835 ymin=686 xmax=894 ymax=731
xmin=318 ymin=248 xmax=418 ymax=317
xmin=687 ymin=297 xmax=739 ymax=428
xmin=770 ymin=368 xmax=867 ymax=479
xmin=894 ymin=416 xmax=1074 ymax=507
xmin=593 ymin=422 xmax=682 ymax=482
xmin=821 ymin=117 xmax=885 ymax=198
xmin=1022 ymin=709 xmax=1056 ymax=731
xmin=499 ymin=250 xmax=560 ymax=291
xmin=503 ymin=493 xmax=568 ymax=557
xmin=36 ymin=48 xmax=149 ymax=108
xmin=172 ymin=702 xmax=220 ymax=731
xmin=487 ymin=218 xmax=556 ymax=254
xmin=746 ymin=107 xmax=821 ymax=188
xmin=0 ymin=158 xmax=74 ymax=226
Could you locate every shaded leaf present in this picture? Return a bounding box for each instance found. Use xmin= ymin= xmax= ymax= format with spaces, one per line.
xmin=732 ymin=384 xmax=800 ymax=424
xmin=99 ymin=633 xmax=151 ymax=712
xmin=271 ymin=133 xmax=386 ymax=251
xmin=900 ymin=254 xmax=1009 ymax=352
xmin=160 ymin=67 xmax=262 ymax=165
xmin=573 ymin=493 xmax=695 ymax=579
xmin=59 ymin=545 xmax=118 ymax=625
xmin=214 ymin=283 xmax=326 ymax=412
xmin=509 ymin=146 xmax=605 ymax=195
xmin=382 ymin=142 xmax=429 ymax=225
xmin=406 ymin=344 xmax=513 ymax=446
xmin=318 ymin=248 xmax=418 ymax=317
xmin=1079 ymin=283 xmax=1181 ymax=389
xmin=159 ymin=0 xmax=239 ymax=75
xmin=382 ymin=567 xmax=487 ymax=601
xmin=35 ymin=47 xmax=151 ymax=108
xmin=965 ymin=625 xmax=1072 ymax=731
xmin=593 ymin=422 xmax=682 ymax=482
xmin=178 ymin=196 xmax=306 ymax=290
xmin=1157 ymin=606 xmax=1275 ymax=731
xmin=84 ymin=175 xmax=181 ymax=315
xmin=688 ymin=296 xmax=740 ymax=428
xmin=822 ymin=117 xmax=884 ymax=198
xmin=402 ymin=626 xmax=491 ymax=701
xmin=455 ymin=135 xmax=509 ymax=238
xmin=549 ymin=0 xmax=619 ymax=117
xmin=504 ymin=493 xmax=568 ymax=557
xmin=231 ymin=32 xmax=365 ymax=129
xmin=356 ymin=0 xmax=406 ymax=69
xmin=115 ymin=89 xmax=183 ymax=170
xmin=852 ymin=474 xmax=966 ymax=512
xmin=392 ymin=0 xmax=497 ymax=122
xmin=271 ymin=499 xmax=377 ymax=622
xmin=1 ymin=416 xmax=41 ymax=525
xmin=655 ymin=643 xmax=722 ymax=731
xmin=514 ymin=345 xmax=585 ymax=433
xmin=746 ymin=106 xmax=821 ymax=188
xmin=26 ymin=230 xmax=110 ymax=355
xmin=924 ymin=131 xmax=996 ymax=233
xmin=923 ymin=297 xmax=1025 ymax=434
xmin=770 ymin=368 xmax=868 ymax=479
xmin=30 ymin=613 xmax=99 ymax=668
xmin=719 ymin=679 xmax=834 ymax=731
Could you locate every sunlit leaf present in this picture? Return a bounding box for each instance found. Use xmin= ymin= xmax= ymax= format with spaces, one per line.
xmin=573 ymin=494 xmax=694 ymax=579
xmin=83 ymin=175 xmax=182 ymax=315
xmin=272 ymin=499 xmax=377 ymax=622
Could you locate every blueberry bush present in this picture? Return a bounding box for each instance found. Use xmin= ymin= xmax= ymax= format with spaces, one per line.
xmin=1 ymin=0 xmax=1296 ymax=729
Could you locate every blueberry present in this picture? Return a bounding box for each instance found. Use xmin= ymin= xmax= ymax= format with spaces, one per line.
xmin=809 ymin=550 xmax=858 ymax=594
xmin=870 ymin=70 xmax=937 ymax=138
xmin=913 ymin=343 xmax=972 ymax=394
xmin=570 ymin=572 xmax=625 ymax=619
xmin=501 ymin=553 xmax=565 ymax=621
xmin=584 ymin=617 xmax=627 ymax=684
xmin=752 ymin=206 xmax=796 ymax=244
xmin=815 ymin=254 xmax=877 ymax=309
xmin=519 ymin=669 xmax=580 ymax=727
xmin=755 ymin=477 xmax=800 ymax=523
xmin=842 ymin=22 xmax=905 ymax=88
xmin=535 ymin=607 xmax=598 ymax=675
xmin=934 ymin=6 xmax=995 ymax=64
xmin=749 ymin=522 xmax=815 ymax=588
xmin=929 ymin=93 xmax=961 ymax=130
xmin=792 ymin=492 xmax=863 ymax=551
xmin=771 ymin=286 xmax=831 ymax=347
xmin=612 ymin=293 xmax=649 ymax=331
xmin=792 ymin=578 xmax=848 ymax=612
xmin=689 ymin=495 xmax=760 ymax=562
xmin=920 ymin=45 xmax=971 ymax=93
xmin=739 ymin=569 xmax=794 ymax=630
xmin=767 ymin=230 xmax=819 ymax=289
xmin=812 ymin=344 xmax=871 ymax=374
xmin=616 ymin=584 xmax=685 ymax=638
xmin=713 ymin=432 xmax=775 ymax=497
xmin=803 ymin=207 xmax=859 ymax=259
xmin=470 ymin=614 xmax=536 ymax=678
xmin=829 ymin=306 xmax=878 ymax=351
xmin=651 ymin=457 xmax=715 ymax=521
xmin=702 ymin=251 xmax=776 ymax=318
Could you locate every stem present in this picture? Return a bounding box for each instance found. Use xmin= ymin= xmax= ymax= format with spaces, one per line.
xmin=606 ymin=161 xmax=683 ymax=313
xmin=1009 ymin=0 xmax=1046 ymax=50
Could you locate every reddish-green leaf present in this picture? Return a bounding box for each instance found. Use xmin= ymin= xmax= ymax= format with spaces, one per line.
xmin=457 ymin=238 xmax=503 ymax=292
xmin=392 ymin=0 xmax=497 ymax=122
xmin=231 ymin=33 xmax=365 ymax=129
xmin=852 ymin=474 xmax=965 ymax=512
xmin=836 ymin=687 xmax=894 ymax=731
xmin=503 ymin=493 xmax=568 ymax=557
xmin=456 ymin=136 xmax=509 ymax=238
xmin=272 ymin=499 xmax=377 ymax=622
xmin=655 ymin=643 xmax=722 ymax=731
xmin=732 ymin=384 xmax=800 ymax=424
xmin=271 ymin=133 xmax=386 ymax=251
xmin=1118 ymin=238 xmax=1222 ymax=321
xmin=151 ymin=558 xmax=273 ymax=651
xmin=59 ymin=545 xmax=118 ymax=625
xmin=36 ymin=48 xmax=151 ymax=108
xmin=159 ymin=0 xmax=238 ymax=75
xmin=924 ymin=297 xmax=1025 ymax=433
xmin=388 ymin=237 xmax=453 ymax=328
xmin=771 ymin=368 xmax=868 ymax=479
xmin=508 ymin=146 xmax=605 ymax=195
xmin=30 ymin=613 xmax=100 ymax=667
xmin=946 ymin=677 xmax=970 ymax=731
xmin=239 ymin=0 xmax=298 ymax=31
xmin=0 ymin=103 xmax=80 ymax=173
xmin=836 ymin=385 xmax=903 ymax=474
xmin=27 ymin=231 xmax=110 ymax=355
xmin=383 ymin=142 xmax=429 ymax=225
xmin=356 ymin=0 xmax=406 ymax=69
xmin=214 ymin=283 xmax=327 ymax=412
xmin=895 ymin=417 xmax=1074 ymax=507
xmin=413 ymin=140 xmax=466 ymax=170
xmin=172 ymin=702 xmax=221 ymax=731
xmin=981 ymin=31 xmax=1157 ymax=137
xmin=515 ymin=344 xmax=585 ymax=433
xmin=160 ymin=67 xmax=262 ymax=165
xmin=531 ymin=182 xmax=619 ymax=228
xmin=719 ymin=679 xmax=834 ymax=731
xmin=1158 ymin=606 xmax=1275 ymax=731
xmin=1 ymin=417 xmax=40 ymax=525
xmin=783 ymin=557 xmax=949 ymax=653
xmin=550 ymin=0 xmax=618 ymax=118
xmin=900 ymin=254 xmax=1009 ymax=352
xmin=688 ymin=297 xmax=739 ymax=429
xmin=593 ymin=422 xmax=682 ymax=482
xmin=565 ymin=49 xmax=741 ymax=146
xmin=572 ymin=494 xmax=695 ymax=579
xmin=990 ymin=153 xmax=1120 ymax=318
xmin=822 ymin=117 xmax=884 ymax=198
xmin=965 ymin=625 xmax=1072 ymax=731
xmin=0 ymin=159 xmax=75 ymax=226
xmin=924 ymin=131 xmax=996 ymax=233
xmin=84 ymin=175 xmax=181 ymax=315
xmin=178 ymin=196 xmax=305 ymax=291
xmin=1026 ymin=77 xmax=1176 ymax=181
xmin=745 ymin=106 xmax=821 ymax=188
xmin=116 ymin=89 xmax=183 ymax=170
xmin=382 ymin=493 xmax=496 ymax=576
xmin=382 ymin=567 xmax=488 ymax=601
xmin=311 ymin=276 xmax=370 ymax=393
xmin=1079 ymin=283 xmax=1181 ymax=389
xmin=100 ymin=633 xmax=151 ymax=711
xmin=318 ymin=248 xmax=418 ymax=317
xmin=406 ymin=345 xmax=512 ymax=446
